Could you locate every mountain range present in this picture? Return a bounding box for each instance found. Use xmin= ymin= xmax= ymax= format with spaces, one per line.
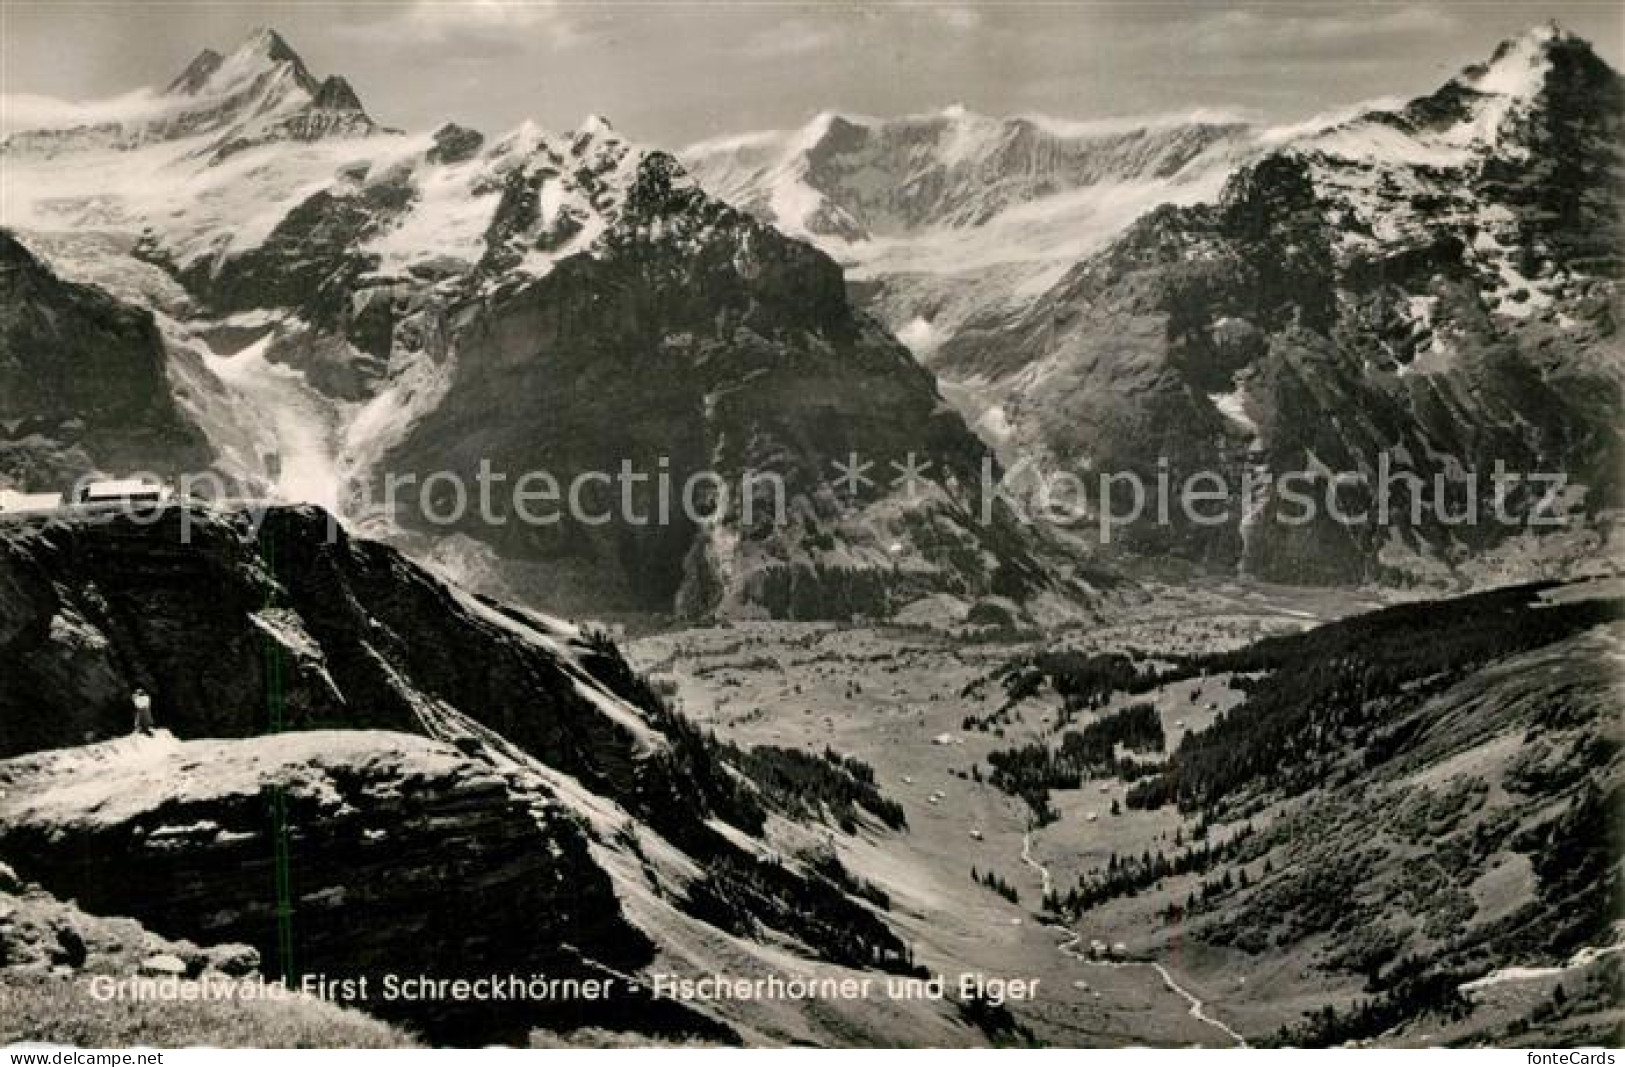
xmin=5 ymin=25 xmax=1619 ymax=601
xmin=684 ymin=104 xmax=1257 ymax=360
xmin=1 ymin=28 xmax=1069 ymax=623
xmin=687 ymin=23 xmax=1624 ymax=585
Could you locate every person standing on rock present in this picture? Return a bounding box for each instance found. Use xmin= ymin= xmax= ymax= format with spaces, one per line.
xmin=132 ymin=688 xmax=154 ymax=736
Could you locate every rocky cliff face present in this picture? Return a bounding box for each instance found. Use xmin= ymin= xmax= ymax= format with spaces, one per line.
xmin=0 ymin=504 xmax=715 ymax=824
xmin=0 ymin=730 xmax=644 ymax=1042
xmin=380 ymin=152 xmax=1054 ymax=618
xmin=0 ymin=232 xmax=213 ymax=489
xmin=934 ymin=26 xmax=1624 ymax=583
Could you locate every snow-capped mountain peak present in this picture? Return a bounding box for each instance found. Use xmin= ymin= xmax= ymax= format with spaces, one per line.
xmin=168 ymin=26 xmax=314 ymax=99
xmin=1259 ymin=23 xmax=1611 ymax=196
xmin=1 ymin=20 xmax=685 ymax=290
xmin=154 ymin=26 xmax=376 ymax=155
xmin=576 ymin=113 xmax=619 ymax=141
xmin=2 ymin=26 xmax=376 ymax=160
xmin=684 ymin=104 xmax=1259 ymax=357
xmin=1463 ymin=20 xmax=1570 ymax=97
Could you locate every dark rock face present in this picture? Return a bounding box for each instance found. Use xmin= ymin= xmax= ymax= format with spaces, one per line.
xmin=0 ymin=505 xmax=778 ymax=886
xmin=166 ymin=48 xmax=227 ymax=95
xmin=172 ymin=168 xmax=414 ymax=324
xmin=0 ymin=506 xmax=658 ymax=811
xmin=312 ymin=75 xmax=365 ymax=113
xmin=0 ymin=731 xmax=648 ymax=1041
xmin=0 ymin=231 xmax=212 ymax=488
xmin=428 ymin=123 xmax=484 ymax=165
xmin=383 ymin=153 xmax=1053 ymax=618
xmin=936 ymin=29 xmax=1625 ymax=584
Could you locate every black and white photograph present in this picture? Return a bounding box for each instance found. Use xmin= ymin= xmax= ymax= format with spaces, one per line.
xmin=0 ymin=0 xmax=1620 ymax=1052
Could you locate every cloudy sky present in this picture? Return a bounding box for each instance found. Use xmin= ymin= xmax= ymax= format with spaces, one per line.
xmin=2 ymin=2 xmax=1620 ymax=147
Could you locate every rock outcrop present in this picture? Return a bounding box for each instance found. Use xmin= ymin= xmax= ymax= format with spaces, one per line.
xmin=0 ymin=730 xmax=646 ymax=1040
xmin=0 ymin=505 xmax=697 ymax=823
xmin=0 ymin=882 xmax=414 ymax=1047
xmin=0 ymin=231 xmax=213 ymax=489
